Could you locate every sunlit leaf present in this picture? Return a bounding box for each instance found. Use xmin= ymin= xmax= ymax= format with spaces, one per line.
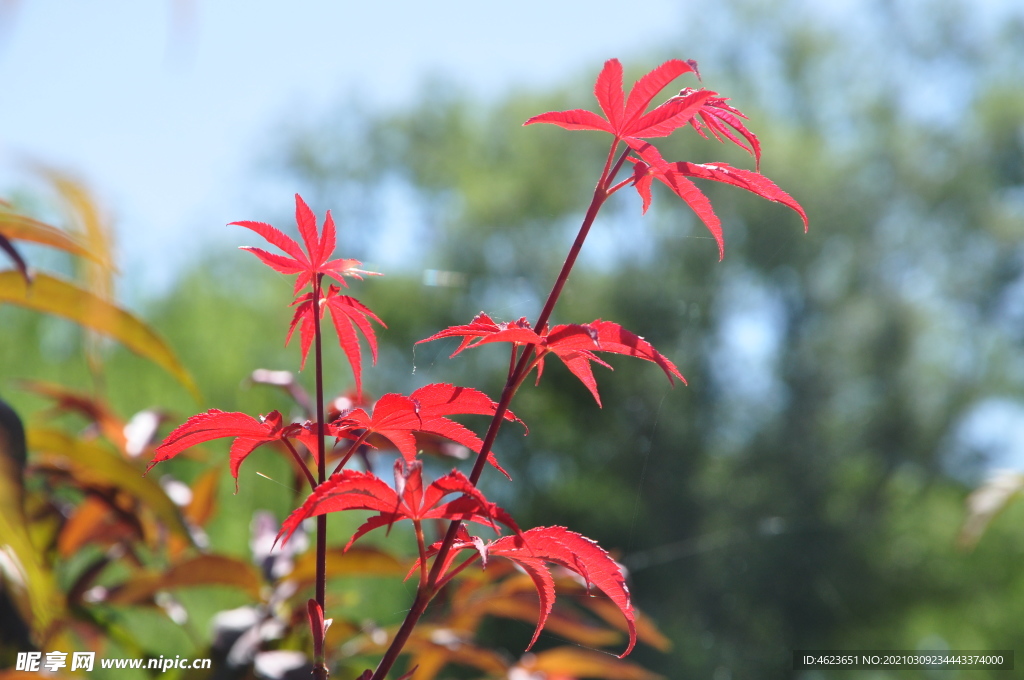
xmin=103 ymin=554 xmax=263 ymax=605
xmin=233 ymin=193 xmax=376 ymax=294
xmin=28 ymin=427 xmax=193 ymax=544
xmin=34 ymin=166 xmax=117 ymax=287
xmin=0 ymin=272 xmax=200 ymax=402
xmin=147 ymin=409 xmax=297 ymax=485
xmin=276 ymin=460 xmax=519 ymax=549
xmin=420 ymin=314 xmax=684 ymax=406
xmin=404 ymin=628 xmax=507 ymax=680
xmin=0 ymin=209 xmax=98 ymax=261
xmin=518 ymin=646 xmax=663 ymax=679
xmin=328 ymin=383 xmax=521 ymax=475
xmin=288 ymin=546 xmax=404 ymax=587
xmin=56 ymin=494 xmax=139 ymax=557
xmin=0 ymin=233 xmax=29 ymax=284
xmin=0 ymin=400 xmax=64 ymax=645
xmin=525 ymin=58 xmax=701 ymax=143
xmin=578 ymin=596 xmax=672 ymax=652
xmin=17 ymin=380 xmax=128 ymax=451
xmin=183 ymin=467 xmax=221 ymax=527
xmin=476 ymin=590 xmax=623 ymax=648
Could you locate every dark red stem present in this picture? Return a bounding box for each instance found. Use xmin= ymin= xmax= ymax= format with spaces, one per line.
xmin=312 ymin=274 xmax=329 ymax=680
xmin=330 ymin=430 xmax=371 ymax=476
xmin=369 ymin=141 xmax=623 ymax=679
xmin=283 ymin=439 xmax=317 ymax=490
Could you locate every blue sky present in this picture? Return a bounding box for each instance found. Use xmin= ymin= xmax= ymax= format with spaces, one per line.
xmin=0 ymin=1 xmax=686 ymax=296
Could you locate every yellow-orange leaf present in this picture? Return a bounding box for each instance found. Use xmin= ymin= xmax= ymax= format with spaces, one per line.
xmin=288 ymin=546 xmax=404 ymax=587
xmin=521 ymin=647 xmax=664 ymax=680
xmin=578 ymin=597 xmax=673 ymax=652
xmin=28 ymin=427 xmax=192 ymax=544
xmin=0 ymin=411 xmax=65 ymax=644
xmin=56 ymin=495 xmax=138 ymax=557
xmin=104 ymin=554 xmax=263 ymax=605
xmin=184 ymin=467 xmax=221 ymax=527
xmin=474 ymin=591 xmax=623 ymax=649
xmin=0 ymin=211 xmax=98 ymax=261
xmin=0 ymin=271 xmax=200 ymax=402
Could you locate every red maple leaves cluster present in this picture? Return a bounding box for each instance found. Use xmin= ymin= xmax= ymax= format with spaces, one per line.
xmin=231 ymin=196 xmax=383 ymax=397
xmin=147 ymin=57 xmax=808 ymax=675
xmin=418 ymin=312 xmax=685 ymax=407
xmin=147 ymin=193 xmax=667 ymax=658
xmin=525 ymin=58 xmax=807 ymax=260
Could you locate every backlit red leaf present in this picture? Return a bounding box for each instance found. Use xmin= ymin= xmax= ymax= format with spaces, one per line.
xmin=524 ymin=109 xmax=613 ymax=133
xmin=286 ymin=285 xmax=385 ymax=398
xmin=232 ymin=194 xmax=375 ymax=294
xmin=524 ymin=59 xmax=806 ymax=255
xmin=491 ymin=527 xmax=636 ymax=657
xmin=275 ymin=460 xmax=519 ymax=549
xmin=627 ymin=142 xmax=725 ymax=260
xmin=594 ymin=58 xmax=624 ymax=130
xmin=622 ymin=59 xmax=698 ymax=128
xmin=588 ymin=320 xmax=685 ymax=383
xmin=679 ymin=88 xmax=762 ymax=169
xmin=628 ymin=88 xmax=714 ymax=139
xmin=420 ymin=316 xmax=684 ymax=406
xmin=525 ymin=58 xmax=701 ymax=141
xmin=330 ymin=383 xmax=521 ymax=475
xmin=434 ymin=526 xmax=636 ymax=656
xmin=418 ymin=313 xmax=540 ymax=357
xmin=147 ymin=409 xmax=296 ymax=488
xmin=673 ymin=162 xmax=809 ymax=232
xmin=276 ymin=469 xmax=395 ymax=546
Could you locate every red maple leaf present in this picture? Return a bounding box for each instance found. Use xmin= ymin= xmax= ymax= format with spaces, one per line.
xmin=524 ymin=59 xmax=807 ymax=260
xmin=329 ymin=383 xmax=524 ymax=476
xmin=146 ymin=409 xmax=303 ymax=489
xmin=628 ymin=142 xmax=808 ymax=260
xmin=524 ymin=58 xmax=711 ymax=144
xmin=678 ymin=87 xmax=762 ymax=170
xmin=231 ymin=193 xmax=375 ymax=295
xmin=275 ymin=459 xmax=520 ymax=549
xmin=418 ymin=313 xmax=685 ymax=406
xmin=419 ymin=525 xmax=636 ymax=656
xmin=287 ymin=285 xmax=385 ymax=398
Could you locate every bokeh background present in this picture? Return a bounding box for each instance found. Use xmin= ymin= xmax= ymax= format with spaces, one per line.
xmin=2 ymin=1 xmax=1024 ymax=678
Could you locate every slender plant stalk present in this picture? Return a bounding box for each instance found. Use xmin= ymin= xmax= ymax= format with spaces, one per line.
xmin=283 ymin=439 xmax=317 ymax=490
xmin=370 ymin=141 xmax=625 ymax=679
xmin=331 ymin=430 xmax=372 ymax=476
xmin=312 ymin=273 xmax=329 ymax=680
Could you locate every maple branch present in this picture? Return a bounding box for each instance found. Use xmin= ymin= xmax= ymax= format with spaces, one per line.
xmin=507 ymin=344 xmax=519 ymax=382
xmin=605 ymin=147 xmax=633 ymax=191
xmin=434 ymin=553 xmax=481 ymax=591
xmin=312 ymin=274 xmax=329 ymax=680
xmin=283 ymin=438 xmax=317 ymax=490
xmin=330 ymin=429 xmax=371 ymax=476
xmin=607 ymin=176 xmax=636 ymax=195
xmin=414 ymin=520 xmax=429 ymax=589
xmin=598 ymin=139 xmax=622 ymax=189
xmin=371 ymin=140 xmax=619 ymax=680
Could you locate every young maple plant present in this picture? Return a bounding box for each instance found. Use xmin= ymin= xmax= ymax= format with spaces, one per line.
xmin=148 ymin=58 xmax=806 ymax=679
